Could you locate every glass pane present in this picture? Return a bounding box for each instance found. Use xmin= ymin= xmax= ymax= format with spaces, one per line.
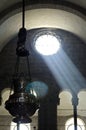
xmin=14 ymin=124 xmax=28 ymax=130
xmin=68 ymin=124 xmax=82 ymax=130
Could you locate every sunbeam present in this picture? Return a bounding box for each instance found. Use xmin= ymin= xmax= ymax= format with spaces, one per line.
xmin=42 ymin=48 xmax=86 ymax=93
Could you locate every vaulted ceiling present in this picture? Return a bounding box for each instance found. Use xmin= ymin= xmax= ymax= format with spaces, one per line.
xmin=0 ymin=0 xmax=86 ymax=116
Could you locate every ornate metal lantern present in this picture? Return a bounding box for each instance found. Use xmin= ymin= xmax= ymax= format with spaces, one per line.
xmin=5 ymin=0 xmax=39 ymax=123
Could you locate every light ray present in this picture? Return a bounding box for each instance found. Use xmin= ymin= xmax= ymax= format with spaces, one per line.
xmin=42 ymin=48 xmax=86 ymax=93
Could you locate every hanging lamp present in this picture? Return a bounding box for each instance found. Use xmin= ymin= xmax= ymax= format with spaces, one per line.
xmin=5 ymin=0 xmax=39 ymax=124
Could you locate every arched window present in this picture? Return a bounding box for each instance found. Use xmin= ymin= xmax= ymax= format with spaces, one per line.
xmin=65 ymin=118 xmax=85 ymax=130
xmin=10 ymin=122 xmax=31 ymax=130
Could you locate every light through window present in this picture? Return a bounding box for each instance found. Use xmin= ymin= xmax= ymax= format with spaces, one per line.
xmin=11 ymin=122 xmax=30 ymax=130
xmin=35 ymin=34 xmax=60 ymax=55
xmin=14 ymin=124 xmax=28 ymax=130
xmin=67 ymin=124 xmax=82 ymax=130
xmin=65 ymin=118 xmax=85 ymax=130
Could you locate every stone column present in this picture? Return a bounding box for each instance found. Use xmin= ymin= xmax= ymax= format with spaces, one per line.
xmin=38 ymin=95 xmax=60 ymax=130
xmin=72 ymin=95 xmax=78 ymax=130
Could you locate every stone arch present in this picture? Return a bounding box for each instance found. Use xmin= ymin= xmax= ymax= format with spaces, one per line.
xmin=78 ymin=90 xmax=86 ymax=117
xmin=0 ymin=88 xmax=13 ymax=115
xmin=1 ymin=88 xmax=13 ymax=103
xmin=0 ymin=6 xmax=86 ymax=52
xmin=58 ymin=90 xmax=73 ymax=116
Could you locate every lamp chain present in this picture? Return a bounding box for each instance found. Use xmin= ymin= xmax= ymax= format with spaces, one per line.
xmin=22 ymin=0 xmax=25 ymax=28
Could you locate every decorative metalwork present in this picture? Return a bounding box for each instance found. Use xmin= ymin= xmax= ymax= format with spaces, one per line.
xmin=5 ymin=0 xmax=39 ymax=124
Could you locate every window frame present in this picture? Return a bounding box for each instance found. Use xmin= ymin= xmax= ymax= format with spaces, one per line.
xmin=10 ymin=122 xmax=31 ymax=130
xmin=65 ymin=117 xmax=85 ymax=130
